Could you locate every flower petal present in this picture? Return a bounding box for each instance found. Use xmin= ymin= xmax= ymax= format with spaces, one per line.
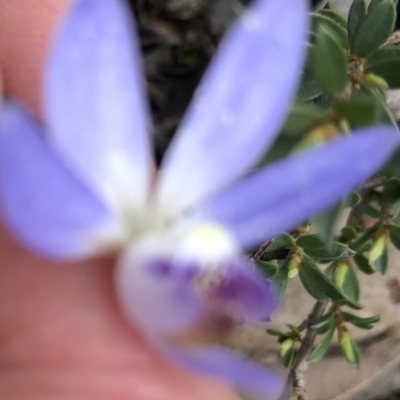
xmin=155 ymin=0 xmax=309 ymax=217
xmin=160 ymin=345 xmax=283 ymax=396
xmin=191 ymin=127 xmax=399 ymax=248
xmin=45 ymin=0 xmax=152 ymax=212
xmin=115 ymin=227 xmax=276 ymax=339
xmin=196 ymin=257 xmax=276 ymax=322
xmin=116 ymin=237 xmax=203 ymax=337
xmin=0 ymin=102 xmax=124 ymax=259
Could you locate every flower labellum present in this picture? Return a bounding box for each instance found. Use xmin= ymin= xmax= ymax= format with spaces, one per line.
xmin=0 ymin=0 xmax=398 ymax=396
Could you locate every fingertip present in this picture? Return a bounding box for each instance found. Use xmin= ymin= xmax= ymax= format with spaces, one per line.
xmin=0 ymin=0 xmax=72 ymax=117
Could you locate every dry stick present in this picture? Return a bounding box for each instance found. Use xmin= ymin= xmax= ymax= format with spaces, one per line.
xmin=384 ymin=30 xmax=400 ymax=46
xmin=278 ymin=301 xmax=328 ymax=400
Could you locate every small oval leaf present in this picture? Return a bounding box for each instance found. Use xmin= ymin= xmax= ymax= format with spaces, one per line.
xmin=311 ymin=25 xmax=348 ymax=94
xmin=353 ymin=254 xmax=376 ymax=274
xmin=342 ymin=264 xmax=360 ymax=303
xmin=312 ymin=13 xmax=348 ymax=48
xmin=351 ymin=0 xmax=396 ymax=57
xmin=299 ymin=255 xmax=347 ymax=301
xmin=365 ymin=46 xmax=400 ymax=88
xmin=282 ymin=103 xmax=326 ymax=137
xmin=296 ymin=234 xmax=326 ymax=249
xmin=309 ymin=326 xmax=335 ymax=362
xmin=374 ymin=245 xmax=389 ymax=274
xmin=348 ymin=0 xmax=367 ymax=43
xmin=382 ymin=177 xmax=400 ymax=204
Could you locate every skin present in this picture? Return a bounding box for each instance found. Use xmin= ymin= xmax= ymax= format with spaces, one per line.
xmin=0 ymin=1 xmax=237 ymax=399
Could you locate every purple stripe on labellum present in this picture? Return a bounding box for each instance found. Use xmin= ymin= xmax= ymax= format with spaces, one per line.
xmin=117 ymin=228 xmax=277 ymax=339
xmin=116 ymin=246 xmax=204 ymax=337
xmin=195 ymin=258 xmax=276 ymax=322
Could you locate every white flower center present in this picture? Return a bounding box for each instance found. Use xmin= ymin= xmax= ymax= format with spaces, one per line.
xmin=175 ymin=223 xmax=238 ymax=265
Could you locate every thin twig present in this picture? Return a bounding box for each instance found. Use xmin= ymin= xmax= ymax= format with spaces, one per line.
xmin=346 ymin=176 xmax=386 ymax=228
xmin=384 ymin=30 xmax=400 ymax=46
xmin=278 ymin=301 xmax=328 ymax=400
xmin=250 ymin=239 xmax=274 ymax=261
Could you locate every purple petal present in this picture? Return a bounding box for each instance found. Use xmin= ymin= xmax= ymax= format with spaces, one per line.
xmin=45 ymin=0 xmax=152 ymax=211
xmin=116 ymin=245 xmax=203 ymax=337
xmin=198 ymin=258 xmax=276 ymax=322
xmin=0 ymin=102 xmax=124 ymax=259
xmin=191 ymin=127 xmax=399 ymax=248
xmin=155 ymin=0 xmax=309 ymax=217
xmin=116 ymin=237 xmax=275 ymax=339
xmin=160 ymin=345 xmax=283 ymax=396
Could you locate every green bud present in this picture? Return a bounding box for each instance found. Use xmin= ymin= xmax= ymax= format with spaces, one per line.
xmin=288 ymin=252 xmax=302 ymax=278
xmin=295 ymin=122 xmax=339 ymax=150
xmin=280 ymin=338 xmax=294 ymax=357
xmin=339 ymin=329 xmax=355 ymax=364
xmin=369 ymin=231 xmax=387 ymax=263
xmin=358 ymin=73 xmax=389 ymax=90
xmin=334 ymin=261 xmax=348 ymax=288
xmin=338 ymin=118 xmax=350 ymax=133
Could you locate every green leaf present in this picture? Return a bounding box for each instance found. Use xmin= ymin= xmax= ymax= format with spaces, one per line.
xmin=365 ymin=46 xmax=400 ymax=67
xmin=360 ymin=87 xmax=398 ymax=130
xmin=311 ymin=13 xmax=349 ymax=49
xmin=342 ymin=264 xmax=360 ymax=303
xmin=313 ymin=201 xmax=345 ymax=245
xmin=351 ymin=225 xmax=380 ymax=252
xmin=256 ymin=261 xmax=278 ymax=278
xmin=341 ymin=226 xmax=358 ymax=240
xmin=365 ymin=46 xmax=400 ymax=88
xmin=281 ymin=341 xmax=295 ymax=367
xmin=393 ymin=201 xmax=400 ymax=223
xmin=353 ymin=239 xmax=374 ymax=253
xmin=305 ymin=241 xmax=353 ymax=261
xmin=374 ymin=244 xmax=389 ymax=274
xmin=311 ymin=25 xmax=348 ymax=95
xmin=365 ymin=203 xmax=384 ymax=218
xmin=382 ymin=148 xmax=400 ymax=176
xmin=351 ymin=0 xmax=396 ymax=57
xmin=342 ymin=312 xmax=380 ymax=329
xmin=348 ymin=0 xmax=367 ymax=43
xmin=345 ymin=192 xmax=362 ymax=208
xmin=297 ymin=66 xmax=323 ymax=101
xmin=324 ymin=261 xmax=336 ymax=279
xmin=272 ymin=259 xmax=290 ymax=303
xmin=388 ymin=224 xmax=400 ymax=250
xmin=382 ymin=178 xmax=400 ymax=203
xmin=266 ymin=233 xmax=295 ymax=252
xmin=314 ymin=93 xmax=332 ymax=110
xmin=282 ymin=103 xmax=326 ymax=136
xmin=266 ymin=328 xmax=288 ymax=337
xmin=333 ymin=96 xmax=380 ymax=127
xmin=308 ymin=326 xmax=335 ymax=362
xmin=311 ymin=314 xmax=335 ymax=334
xmin=372 ymin=89 xmax=399 ymax=129
xmin=258 ymin=136 xmax=300 ymax=167
xmin=299 ymin=255 xmax=347 ymax=301
xmin=369 ymin=0 xmax=398 ymax=10
xmin=353 ymin=253 xmax=375 ymax=274
xmin=296 ymin=234 xmax=326 ymax=249
xmin=320 ymin=9 xmax=347 ymax=30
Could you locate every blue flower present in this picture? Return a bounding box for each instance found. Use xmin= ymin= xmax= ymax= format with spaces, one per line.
xmin=0 ymin=0 xmax=398 ymax=396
